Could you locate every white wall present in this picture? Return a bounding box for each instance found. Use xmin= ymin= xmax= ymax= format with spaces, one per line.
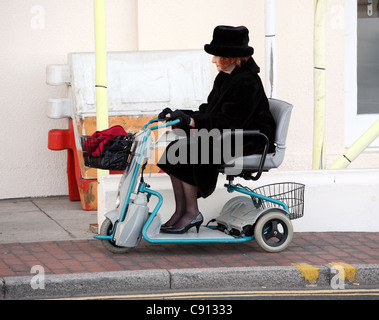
xmin=98 ymin=170 xmax=379 ymax=232
xmin=0 ymin=0 xmax=138 ymax=199
xmin=0 ymin=0 xmax=378 ymax=199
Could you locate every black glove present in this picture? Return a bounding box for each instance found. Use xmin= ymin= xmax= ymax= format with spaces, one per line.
xmin=158 ymin=107 xmax=173 ymax=120
xmin=169 ymin=109 xmax=191 ymax=129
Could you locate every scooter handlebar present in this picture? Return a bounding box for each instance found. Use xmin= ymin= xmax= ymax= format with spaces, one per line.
xmin=157 ymin=113 xmax=181 ymax=125
xmin=142 ymin=117 xmax=180 ymax=131
xmin=157 ymin=113 xmax=181 ymax=122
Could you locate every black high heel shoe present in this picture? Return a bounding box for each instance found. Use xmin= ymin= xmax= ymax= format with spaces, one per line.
xmin=160 ymin=213 xmax=203 ymax=234
xmin=160 ymin=214 xmax=183 ymax=231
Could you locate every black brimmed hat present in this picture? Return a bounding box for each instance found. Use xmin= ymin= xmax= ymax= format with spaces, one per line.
xmin=204 ymin=25 xmax=254 ymax=57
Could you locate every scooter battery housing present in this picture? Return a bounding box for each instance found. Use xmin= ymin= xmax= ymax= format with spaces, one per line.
xmin=114 ymin=193 xmax=149 ymax=247
xmin=215 ymin=197 xmax=263 ymax=236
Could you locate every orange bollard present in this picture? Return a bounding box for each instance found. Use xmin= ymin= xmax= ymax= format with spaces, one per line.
xmin=48 ymin=119 xmax=97 ymax=210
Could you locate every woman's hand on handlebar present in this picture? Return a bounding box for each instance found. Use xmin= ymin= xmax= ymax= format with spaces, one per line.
xmin=158 ymin=108 xmax=194 ymax=129
xmin=158 ymin=107 xmax=173 ymax=121
xmin=169 ymin=110 xmax=191 ymax=128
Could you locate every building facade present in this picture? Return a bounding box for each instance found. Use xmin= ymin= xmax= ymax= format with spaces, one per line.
xmin=0 ymin=0 xmax=378 ymax=199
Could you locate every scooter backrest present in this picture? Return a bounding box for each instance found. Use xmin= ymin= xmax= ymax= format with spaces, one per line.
xmin=268 ymin=98 xmax=293 ymax=150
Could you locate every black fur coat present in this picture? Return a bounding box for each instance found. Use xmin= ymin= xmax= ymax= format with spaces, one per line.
xmin=158 ymin=57 xmax=276 ymax=198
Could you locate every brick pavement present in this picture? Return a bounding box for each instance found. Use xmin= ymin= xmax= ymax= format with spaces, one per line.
xmin=0 ymin=232 xmax=378 ymax=277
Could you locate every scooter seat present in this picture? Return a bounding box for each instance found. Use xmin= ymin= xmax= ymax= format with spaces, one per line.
xmin=220 ymin=98 xmax=293 ymax=180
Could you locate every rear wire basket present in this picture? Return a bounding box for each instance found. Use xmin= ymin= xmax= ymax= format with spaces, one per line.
xmin=251 ymin=182 xmax=305 ymax=220
xmin=80 ymin=135 xmax=133 ymax=171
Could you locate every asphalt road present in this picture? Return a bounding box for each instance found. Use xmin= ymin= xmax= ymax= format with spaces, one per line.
xmin=61 ymin=288 xmax=379 ymax=300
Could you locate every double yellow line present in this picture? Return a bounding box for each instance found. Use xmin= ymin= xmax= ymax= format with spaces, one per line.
xmin=58 ymin=288 xmax=379 ymax=300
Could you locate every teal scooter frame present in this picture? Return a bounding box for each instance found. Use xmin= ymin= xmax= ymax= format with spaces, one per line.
xmin=94 ymin=117 xmax=300 ymax=253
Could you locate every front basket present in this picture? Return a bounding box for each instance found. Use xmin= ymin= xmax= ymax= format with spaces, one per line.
xmin=252 ymin=182 xmax=305 ymax=220
xmin=81 ymin=135 xmax=133 ymax=171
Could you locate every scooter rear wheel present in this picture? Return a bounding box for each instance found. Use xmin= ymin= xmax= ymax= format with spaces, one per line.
xmin=100 ymin=218 xmax=134 ymax=254
xmin=254 ymin=211 xmax=293 ymax=253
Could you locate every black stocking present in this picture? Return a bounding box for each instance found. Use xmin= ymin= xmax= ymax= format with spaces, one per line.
xmin=163 ymin=175 xmax=199 ymax=227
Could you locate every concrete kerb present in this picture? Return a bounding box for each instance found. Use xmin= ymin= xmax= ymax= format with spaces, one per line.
xmin=0 ymin=269 xmax=170 ymax=300
xmin=1 ymin=264 xmax=379 ymax=299
xmin=356 ymin=264 xmax=379 ymax=286
xmin=169 ymin=266 xmax=328 ymax=290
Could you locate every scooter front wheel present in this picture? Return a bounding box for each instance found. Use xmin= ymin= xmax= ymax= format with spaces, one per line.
xmin=254 ymin=211 xmax=293 ymax=253
xmin=100 ymin=218 xmax=134 ymax=254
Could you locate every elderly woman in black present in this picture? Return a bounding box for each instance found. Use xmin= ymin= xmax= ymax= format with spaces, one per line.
xmin=158 ymin=25 xmax=276 ymax=234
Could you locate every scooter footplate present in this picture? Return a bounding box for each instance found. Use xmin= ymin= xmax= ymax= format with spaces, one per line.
xmin=151 ymin=226 xmax=234 ymax=240
xmin=144 ymin=225 xmax=254 ymax=244
xmin=143 ymin=215 xmax=254 ymax=244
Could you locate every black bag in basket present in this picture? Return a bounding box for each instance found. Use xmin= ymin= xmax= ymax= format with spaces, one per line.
xmin=82 ymin=125 xmax=133 ymax=171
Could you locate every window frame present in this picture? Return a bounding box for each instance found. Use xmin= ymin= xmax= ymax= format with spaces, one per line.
xmin=345 ymin=0 xmax=379 ymax=147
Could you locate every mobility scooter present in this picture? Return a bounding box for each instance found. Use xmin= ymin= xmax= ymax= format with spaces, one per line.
xmin=82 ymin=98 xmax=305 ymax=253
